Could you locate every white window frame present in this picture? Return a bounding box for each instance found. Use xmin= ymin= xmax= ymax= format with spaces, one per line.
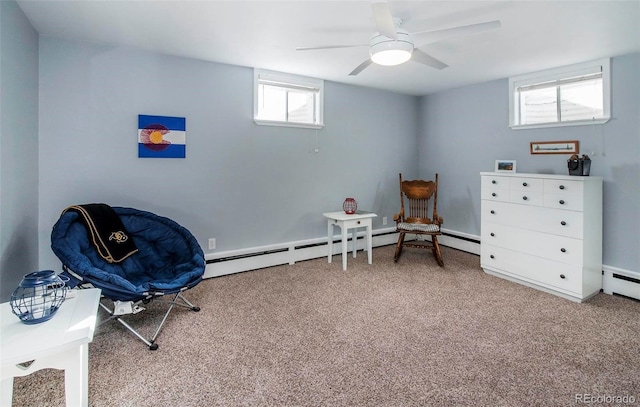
xmin=509 ymin=58 xmax=611 ymax=130
xmin=254 ymin=69 xmax=324 ymax=130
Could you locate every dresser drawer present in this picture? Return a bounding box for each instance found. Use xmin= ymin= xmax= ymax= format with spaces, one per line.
xmin=544 ymin=179 xmax=584 ymax=196
xmin=544 ymin=192 xmax=584 ymax=211
xmin=481 ymin=223 xmax=583 ymax=264
xmin=481 ymin=176 xmax=509 ymax=202
xmin=482 ymin=187 xmax=510 ymax=202
xmin=510 ymin=177 xmax=543 ymax=192
xmin=508 ymin=176 xmax=543 ymax=205
xmin=482 ymin=175 xmax=510 ymax=190
xmin=481 ymin=244 xmax=582 ymax=294
xmin=481 ymin=200 xmax=584 ymax=239
xmin=509 ymin=189 xmax=543 ymax=206
xmin=544 ymin=179 xmax=584 ymax=211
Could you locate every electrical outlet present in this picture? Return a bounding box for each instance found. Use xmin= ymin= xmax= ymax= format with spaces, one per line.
xmin=208 ymin=238 xmax=216 ymax=250
xmin=383 ymin=216 xmax=388 ymax=225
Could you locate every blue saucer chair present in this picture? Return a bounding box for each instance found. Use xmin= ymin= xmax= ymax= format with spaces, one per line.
xmin=51 ymin=206 xmax=205 ymax=350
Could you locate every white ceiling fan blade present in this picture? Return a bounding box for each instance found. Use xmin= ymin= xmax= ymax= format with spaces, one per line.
xmin=371 ymin=1 xmax=397 ymax=40
xmin=411 ymin=49 xmax=449 ymax=70
xmin=349 ymin=59 xmax=374 ymax=76
xmin=296 ymin=44 xmax=367 ymax=51
xmin=413 ymin=20 xmax=501 ymax=47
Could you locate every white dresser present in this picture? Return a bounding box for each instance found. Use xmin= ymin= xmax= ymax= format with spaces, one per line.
xmin=480 ymin=172 xmax=603 ymax=302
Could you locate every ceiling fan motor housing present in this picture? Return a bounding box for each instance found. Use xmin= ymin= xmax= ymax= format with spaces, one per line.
xmin=369 ymin=30 xmax=414 ymax=66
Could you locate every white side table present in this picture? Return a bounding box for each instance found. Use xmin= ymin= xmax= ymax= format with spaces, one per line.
xmin=1 ymin=288 xmax=101 ymax=407
xmin=323 ymin=211 xmax=377 ymax=271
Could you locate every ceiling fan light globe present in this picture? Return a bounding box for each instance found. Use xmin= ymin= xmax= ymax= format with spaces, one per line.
xmin=369 ymin=31 xmax=414 ymax=66
xmin=371 ymin=49 xmax=412 ymax=66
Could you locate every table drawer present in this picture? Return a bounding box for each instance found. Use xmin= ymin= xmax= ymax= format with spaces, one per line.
xmin=481 ymin=223 xmax=583 ymax=264
xmin=330 ymin=217 xmax=373 ymax=229
xmin=481 ymin=200 xmax=584 ymax=239
xmin=481 ymin=244 xmax=582 ymax=294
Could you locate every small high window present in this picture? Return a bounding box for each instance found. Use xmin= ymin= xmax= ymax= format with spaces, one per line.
xmin=509 ymin=58 xmax=610 ymax=129
xmin=254 ymin=69 xmax=324 ymax=129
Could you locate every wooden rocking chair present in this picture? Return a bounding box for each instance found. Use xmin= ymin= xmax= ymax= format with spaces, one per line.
xmin=393 ymin=173 xmax=444 ymax=266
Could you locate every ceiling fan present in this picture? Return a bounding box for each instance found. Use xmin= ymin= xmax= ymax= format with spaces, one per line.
xmin=296 ymin=1 xmax=501 ymax=76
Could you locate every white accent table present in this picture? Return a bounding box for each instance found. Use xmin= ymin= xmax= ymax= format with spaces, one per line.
xmin=1 ymin=288 xmax=101 ymax=406
xmin=323 ymin=211 xmax=377 ymax=271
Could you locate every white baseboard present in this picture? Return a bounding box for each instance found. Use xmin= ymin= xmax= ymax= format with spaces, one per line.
xmin=203 ymin=227 xmax=480 ymax=279
xmin=602 ymin=265 xmax=640 ymax=301
xmin=440 ymin=228 xmax=481 ymax=255
xmin=204 ymin=230 xmax=638 ymax=303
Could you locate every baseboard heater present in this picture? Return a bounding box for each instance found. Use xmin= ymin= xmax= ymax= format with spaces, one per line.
xmin=203 ymin=227 xmax=480 ymax=279
xmin=603 ymin=267 xmax=640 ymax=301
xmin=203 ymin=230 xmax=638 ymax=303
xmin=207 ymin=231 xmax=401 ymax=265
xmin=207 ymin=247 xmax=289 ymax=264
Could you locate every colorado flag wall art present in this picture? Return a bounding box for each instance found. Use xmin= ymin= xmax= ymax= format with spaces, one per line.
xmin=138 ymin=115 xmax=186 ymax=158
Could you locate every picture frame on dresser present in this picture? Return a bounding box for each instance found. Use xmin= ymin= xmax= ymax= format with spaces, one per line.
xmin=495 ymin=160 xmax=516 ymax=172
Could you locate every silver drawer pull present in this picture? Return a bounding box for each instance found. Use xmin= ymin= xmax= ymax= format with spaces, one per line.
xmin=522 ymin=196 xmax=528 ymax=201
xmin=522 ymin=182 xmax=528 ymax=187
xmin=560 ymin=274 xmax=566 ymax=279
xmin=492 ymin=193 xmax=497 ymax=197
xmin=559 ymin=185 xmax=565 ymax=190
xmin=490 ymin=210 xmax=496 ymax=214
xmin=490 ymin=255 xmax=495 ymax=259
xmin=559 ymin=200 xmax=565 ymax=205
xmin=492 ymin=180 xmax=497 ymax=184
xmin=561 ymin=248 xmax=566 ymax=253
xmin=561 ymin=221 xmax=567 ymax=226
xmin=490 ymin=232 xmax=495 ymax=237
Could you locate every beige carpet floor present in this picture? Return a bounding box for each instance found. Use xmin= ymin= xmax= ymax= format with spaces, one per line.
xmin=10 ymin=245 xmax=640 ymax=406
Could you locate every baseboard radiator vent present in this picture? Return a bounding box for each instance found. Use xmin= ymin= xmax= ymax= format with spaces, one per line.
xmin=204 ymin=230 xmax=638 ymax=302
xmin=603 ymin=266 xmax=640 ymax=301
xmin=204 ymin=227 xmax=480 ymax=279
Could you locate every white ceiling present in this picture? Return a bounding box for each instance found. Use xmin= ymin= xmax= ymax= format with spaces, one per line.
xmin=16 ymin=0 xmax=640 ymax=96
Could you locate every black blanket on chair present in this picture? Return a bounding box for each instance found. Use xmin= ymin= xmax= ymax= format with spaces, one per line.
xmin=64 ymin=203 xmax=138 ymax=263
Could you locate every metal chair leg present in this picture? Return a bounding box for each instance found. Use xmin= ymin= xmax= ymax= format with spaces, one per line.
xmin=97 ymin=293 xmax=201 ymax=350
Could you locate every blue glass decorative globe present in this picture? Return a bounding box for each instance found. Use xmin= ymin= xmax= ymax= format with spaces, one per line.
xmin=10 ymin=270 xmax=68 ymax=324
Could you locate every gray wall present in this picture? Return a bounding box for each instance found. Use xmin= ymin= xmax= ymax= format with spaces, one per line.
xmin=418 ymin=53 xmax=640 ymax=272
xmin=37 ymin=37 xmax=419 ymax=270
xmin=2 ymin=0 xmax=637 ymax=301
xmin=0 ymin=0 xmax=39 ymax=301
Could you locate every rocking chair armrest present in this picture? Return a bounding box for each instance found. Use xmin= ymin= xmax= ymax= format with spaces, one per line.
xmin=393 ymin=211 xmax=403 ymax=223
